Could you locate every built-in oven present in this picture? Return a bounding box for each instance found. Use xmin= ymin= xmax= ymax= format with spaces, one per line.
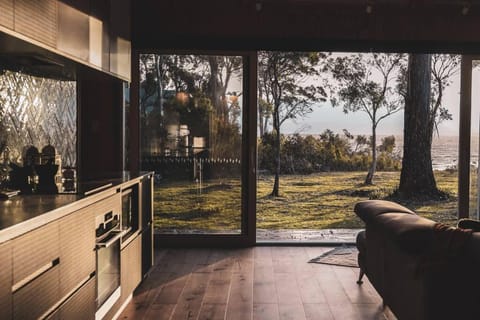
xmin=95 ymin=210 xmax=125 ymax=320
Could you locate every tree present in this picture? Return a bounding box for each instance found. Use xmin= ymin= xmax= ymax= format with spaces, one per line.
xmin=397 ymin=54 xmax=459 ymax=144
xmin=258 ymin=51 xmax=327 ymax=197
xmin=139 ymin=54 xmax=243 ymax=159
xmin=378 ymin=135 xmax=396 ymax=153
xmin=396 ymin=54 xmax=460 ymax=198
xmin=398 ymin=54 xmax=444 ymax=198
xmin=328 ymin=53 xmax=405 ymax=184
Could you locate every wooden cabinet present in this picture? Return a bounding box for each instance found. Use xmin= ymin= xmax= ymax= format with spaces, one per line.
xmin=0 ymin=241 xmax=12 ymax=320
xmin=12 ymin=221 xmax=60 ymax=320
xmin=48 ymin=276 xmax=96 ymax=320
xmin=57 ymin=1 xmax=90 ymax=61
xmin=121 ymin=235 xmax=142 ymax=299
xmin=13 ymin=262 xmax=60 ymax=320
xmin=12 ymin=221 xmax=59 ymax=285
xmin=0 ymin=0 xmax=131 ymax=81
xmin=141 ymin=175 xmax=154 ymax=278
xmin=59 ymin=204 xmax=96 ymax=297
xmin=0 ymin=0 xmax=14 ymax=29
xmin=14 ymin=0 xmax=58 ymax=47
xmin=0 ymin=175 xmax=152 ymax=320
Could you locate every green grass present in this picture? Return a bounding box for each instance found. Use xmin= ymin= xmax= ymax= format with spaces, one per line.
xmin=154 ymin=170 xmax=462 ymax=231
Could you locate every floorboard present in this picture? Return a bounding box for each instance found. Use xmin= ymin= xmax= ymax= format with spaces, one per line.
xmin=118 ymin=247 xmax=386 ymax=320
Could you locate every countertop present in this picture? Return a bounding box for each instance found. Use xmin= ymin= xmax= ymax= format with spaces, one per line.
xmin=0 ymin=172 xmax=153 ymax=244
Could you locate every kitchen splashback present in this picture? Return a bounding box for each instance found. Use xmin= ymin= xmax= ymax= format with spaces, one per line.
xmin=0 ymin=70 xmax=76 ymax=166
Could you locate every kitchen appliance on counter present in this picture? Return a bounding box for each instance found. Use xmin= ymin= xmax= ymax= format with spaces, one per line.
xmin=95 ymin=209 xmax=125 ymax=320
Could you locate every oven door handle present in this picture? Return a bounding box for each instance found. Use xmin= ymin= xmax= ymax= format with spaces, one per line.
xmin=96 ymin=230 xmax=127 ymax=249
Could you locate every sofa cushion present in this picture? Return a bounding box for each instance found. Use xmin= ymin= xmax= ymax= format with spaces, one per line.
xmin=355 ymin=200 xmax=415 ymax=224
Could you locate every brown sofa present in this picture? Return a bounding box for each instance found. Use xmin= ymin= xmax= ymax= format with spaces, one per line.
xmin=355 ymin=200 xmax=480 ymax=320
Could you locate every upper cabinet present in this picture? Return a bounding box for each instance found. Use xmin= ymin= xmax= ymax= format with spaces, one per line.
xmin=57 ymin=1 xmax=90 ymax=62
xmin=109 ymin=0 xmax=131 ymax=80
xmin=0 ymin=0 xmax=131 ymax=81
xmin=14 ymin=0 xmax=58 ymax=47
xmin=0 ymin=0 xmax=14 ymax=29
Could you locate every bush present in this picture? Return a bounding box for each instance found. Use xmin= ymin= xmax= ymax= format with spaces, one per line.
xmin=257 ymin=130 xmax=401 ymax=174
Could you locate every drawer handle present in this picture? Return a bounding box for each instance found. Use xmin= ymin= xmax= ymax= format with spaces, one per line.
xmin=96 ymin=230 xmax=127 ymax=249
xmin=12 ymin=258 xmax=60 ymax=293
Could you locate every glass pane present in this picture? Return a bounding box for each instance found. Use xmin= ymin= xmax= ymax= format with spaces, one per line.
xmin=139 ymin=54 xmax=243 ymax=234
xmin=256 ymin=51 xmax=461 ymax=243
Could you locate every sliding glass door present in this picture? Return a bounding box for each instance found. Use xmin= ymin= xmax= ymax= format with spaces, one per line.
xmin=139 ymin=53 xmax=255 ymax=243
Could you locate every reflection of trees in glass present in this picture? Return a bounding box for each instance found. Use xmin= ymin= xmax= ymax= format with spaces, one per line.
xmin=139 ymin=54 xmax=243 ymax=159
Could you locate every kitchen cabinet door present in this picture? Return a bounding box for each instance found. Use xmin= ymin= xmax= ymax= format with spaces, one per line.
xmin=0 ymin=241 xmax=12 ymax=320
xmin=59 ymin=205 xmax=95 ymax=297
xmin=121 ymin=234 xmax=142 ymax=299
xmin=14 ymin=0 xmax=57 ymax=47
xmin=0 ymin=0 xmax=14 ymax=29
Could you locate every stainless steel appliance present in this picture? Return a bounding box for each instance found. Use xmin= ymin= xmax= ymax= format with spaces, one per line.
xmin=95 ymin=210 xmax=125 ymax=320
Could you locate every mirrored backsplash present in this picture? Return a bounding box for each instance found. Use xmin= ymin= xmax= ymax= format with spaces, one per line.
xmin=0 ymin=70 xmax=77 ymax=167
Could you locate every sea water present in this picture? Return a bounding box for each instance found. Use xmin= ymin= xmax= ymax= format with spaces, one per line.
xmin=392 ymin=135 xmax=479 ymax=171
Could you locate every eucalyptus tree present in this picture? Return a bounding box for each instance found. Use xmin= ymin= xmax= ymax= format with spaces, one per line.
xmin=258 ymin=51 xmax=327 ymax=197
xmin=396 ymin=54 xmax=460 ymax=198
xmin=328 ymin=53 xmax=405 ymax=185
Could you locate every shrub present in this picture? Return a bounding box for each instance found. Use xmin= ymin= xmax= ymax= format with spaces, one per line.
xmin=257 ymin=130 xmax=401 ymax=174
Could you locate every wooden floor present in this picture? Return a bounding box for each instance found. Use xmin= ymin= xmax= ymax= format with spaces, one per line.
xmin=118 ymin=247 xmax=386 ymax=320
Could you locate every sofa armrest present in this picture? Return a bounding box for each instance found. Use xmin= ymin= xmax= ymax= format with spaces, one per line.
xmin=355 ymin=200 xmax=415 ymax=224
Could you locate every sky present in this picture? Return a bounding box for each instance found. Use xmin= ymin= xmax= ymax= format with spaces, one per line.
xmin=282 ymin=57 xmax=480 ymax=137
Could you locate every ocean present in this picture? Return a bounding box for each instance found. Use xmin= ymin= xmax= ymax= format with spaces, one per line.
xmin=392 ymin=135 xmax=479 ymax=171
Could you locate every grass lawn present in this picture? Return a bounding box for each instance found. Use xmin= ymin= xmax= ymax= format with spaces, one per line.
xmin=154 ymin=170 xmax=462 ymax=231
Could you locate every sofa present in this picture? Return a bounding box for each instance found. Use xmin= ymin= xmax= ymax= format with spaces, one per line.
xmin=355 ymin=200 xmax=480 ymax=320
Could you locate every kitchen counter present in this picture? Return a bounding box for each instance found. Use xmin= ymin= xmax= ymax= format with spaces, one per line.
xmin=0 ymin=172 xmax=153 ymax=244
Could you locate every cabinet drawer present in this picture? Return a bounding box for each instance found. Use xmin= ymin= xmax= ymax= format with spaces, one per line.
xmin=59 ymin=207 xmax=95 ymax=297
xmin=13 ymin=221 xmax=59 ymax=285
xmin=13 ymin=263 xmax=60 ymax=320
xmin=59 ymin=276 xmax=95 ymax=320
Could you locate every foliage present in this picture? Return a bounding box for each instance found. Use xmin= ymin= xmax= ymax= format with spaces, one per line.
xmin=139 ymin=54 xmax=243 ymax=159
xmin=258 ymin=51 xmax=328 ymax=196
xmin=327 ymin=53 xmax=406 ymax=184
xmin=257 ymin=130 xmax=401 ymax=174
xmin=397 ymin=54 xmax=459 ymax=138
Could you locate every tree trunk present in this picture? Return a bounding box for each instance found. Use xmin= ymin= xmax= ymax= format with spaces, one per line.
xmin=155 ymin=55 xmax=164 ymax=116
xmin=271 ymin=108 xmax=281 ymax=197
xmin=263 ymin=115 xmax=269 ymax=135
xmin=365 ymin=125 xmax=377 ymax=185
xmin=259 ymin=109 xmax=264 ymax=137
xmin=398 ymin=54 xmax=441 ymax=198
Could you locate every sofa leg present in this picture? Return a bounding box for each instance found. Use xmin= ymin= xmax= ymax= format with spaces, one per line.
xmin=356 ymin=269 xmax=364 ymax=285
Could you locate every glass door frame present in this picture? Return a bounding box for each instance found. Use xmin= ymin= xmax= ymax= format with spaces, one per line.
xmin=131 ymin=50 xmax=257 ymax=247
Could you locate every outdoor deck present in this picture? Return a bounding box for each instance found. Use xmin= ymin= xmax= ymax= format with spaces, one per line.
xmin=118 ymin=246 xmax=391 ymax=320
xmin=256 ymin=229 xmax=361 ymax=243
